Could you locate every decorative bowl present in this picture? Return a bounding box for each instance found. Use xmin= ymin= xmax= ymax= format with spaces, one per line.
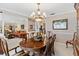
xmin=34 ymin=36 xmax=42 ymax=41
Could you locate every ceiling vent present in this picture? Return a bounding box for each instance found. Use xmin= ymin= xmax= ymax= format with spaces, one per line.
xmin=0 ymin=11 xmax=3 ymax=13
xmin=50 ymin=13 xmax=55 ymax=15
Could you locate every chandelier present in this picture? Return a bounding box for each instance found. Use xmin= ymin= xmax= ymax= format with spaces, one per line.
xmin=28 ymin=3 xmax=46 ymax=21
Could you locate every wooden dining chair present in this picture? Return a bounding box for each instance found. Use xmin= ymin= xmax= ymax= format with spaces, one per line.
xmin=51 ymin=34 xmax=56 ymax=55
xmin=0 ymin=38 xmax=29 ymax=56
xmin=0 ymin=39 xmax=4 ymax=54
xmin=34 ymin=34 xmax=56 ymax=56
xmin=43 ymin=40 xmax=51 ymax=56
xmin=41 ymin=36 xmax=53 ymax=56
xmin=36 ymin=38 xmax=50 ymax=56
xmin=66 ymin=32 xmax=77 ymax=48
xmin=43 ymin=34 xmax=56 ymax=56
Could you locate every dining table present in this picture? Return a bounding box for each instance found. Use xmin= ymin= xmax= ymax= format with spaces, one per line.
xmin=19 ymin=38 xmax=47 ymax=56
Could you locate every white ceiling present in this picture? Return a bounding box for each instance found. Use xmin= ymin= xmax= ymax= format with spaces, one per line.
xmin=0 ymin=3 xmax=75 ymax=17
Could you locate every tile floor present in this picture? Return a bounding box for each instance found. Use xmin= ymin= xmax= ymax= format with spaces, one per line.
xmin=55 ymin=42 xmax=73 ymax=56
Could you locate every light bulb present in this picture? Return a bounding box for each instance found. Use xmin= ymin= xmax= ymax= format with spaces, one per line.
xmin=37 ymin=11 xmax=41 ymax=15
xmin=43 ymin=12 xmax=46 ymax=17
xmin=30 ymin=12 xmax=35 ymax=16
xmin=35 ymin=18 xmax=41 ymax=21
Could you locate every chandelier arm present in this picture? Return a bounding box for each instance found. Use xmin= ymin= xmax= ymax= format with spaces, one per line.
xmin=37 ymin=3 xmax=40 ymax=11
xmin=29 ymin=3 xmax=46 ymax=21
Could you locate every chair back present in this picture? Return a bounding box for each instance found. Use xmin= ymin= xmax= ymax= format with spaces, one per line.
xmin=43 ymin=40 xmax=51 ymax=56
xmin=0 ymin=38 xmax=9 ymax=56
xmin=51 ymin=34 xmax=56 ymax=55
xmin=0 ymin=39 xmax=4 ymax=54
xmin=52 ymin=34 xmax=56 ymax=40
xmin=43 ymin=36 xmax=54 ymax=56
xmin=48 ymin=34 xmax=56 ymax=47
xmin=40 ymin=34 xmax=56 ymax=56
xmin=73 ymin=32 xmax=77 ymax=41
xmin=47 ymin=31 xmax=53 ymax=38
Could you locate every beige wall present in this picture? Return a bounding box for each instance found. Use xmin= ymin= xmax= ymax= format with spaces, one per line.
xmin=2 ymin=11 xmax=28 ymax=32
xmin=45 ymin=11 xmax=77 ymax=43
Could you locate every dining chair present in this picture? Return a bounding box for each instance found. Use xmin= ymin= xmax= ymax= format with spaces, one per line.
xmin=0 ymin=38 xmax=29 ymax=56
xmin=51 ymin=34 xmax=56 ymax=55
xmin=0 ymin=39 xmax=4 ymax=54
xmin=43 ymin=34 xmax=56 ymax=56
xmin=39 ymin=36 xmax=52 ymax=56
xmin=42 ymin=41 xmax=51 ymax=56
xmin=32 ymin=34 xmax=56 ymax=56
xmin=32 ymin=38 xmax=50 ymax=56
xmin=66 ymin=32 xmax=77 ymax=48
xmin=47 ymin=31 xmax=52 ymax=38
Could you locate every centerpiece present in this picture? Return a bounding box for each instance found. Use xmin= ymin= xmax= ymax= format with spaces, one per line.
xmin=34 ymin=32 xmax=43 ymax=41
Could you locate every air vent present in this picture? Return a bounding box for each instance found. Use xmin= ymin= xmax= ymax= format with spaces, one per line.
xmin=0 ymin=11 xmax=3 ymax=13
xmin=50 ymin=13 xmax=55 ymax=15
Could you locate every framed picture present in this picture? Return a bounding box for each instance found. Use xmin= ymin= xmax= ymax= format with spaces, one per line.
xmin=53 ymin=19 xmax=68 ymax=30
xmin=30 ymin=25 xmax=33 ymax=30
xmin=21 ymin=25 xmax=24 ymax=29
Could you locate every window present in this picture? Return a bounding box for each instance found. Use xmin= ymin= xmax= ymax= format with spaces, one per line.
xmin=53 ymin=19 xmax=68 ymax=30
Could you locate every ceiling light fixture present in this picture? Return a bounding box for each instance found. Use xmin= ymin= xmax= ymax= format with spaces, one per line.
xmin=28 ymin=3 xmax=46 ymax=21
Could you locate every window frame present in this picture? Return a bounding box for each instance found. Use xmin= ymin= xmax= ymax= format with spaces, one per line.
xmin=52 ymin=19 xmax=68 ymax=30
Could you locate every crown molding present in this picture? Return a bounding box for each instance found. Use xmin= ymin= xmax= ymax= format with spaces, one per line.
xmin=46 ymin=9 xmax=76 ymax=19
xmin=0 ymin=8 xmax=28 ymax=18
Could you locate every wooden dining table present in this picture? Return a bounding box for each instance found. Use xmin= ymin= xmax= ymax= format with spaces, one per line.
xmin=19 ymin=38 xmax=47 ymax=56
